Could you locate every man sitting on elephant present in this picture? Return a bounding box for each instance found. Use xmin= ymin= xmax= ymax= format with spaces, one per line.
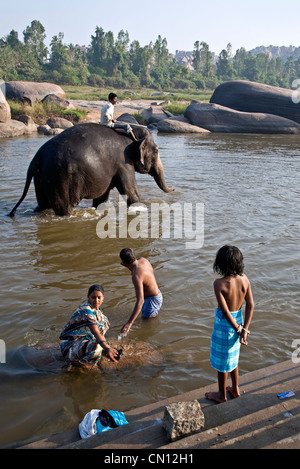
xmin=101 ymin=92 xmax=137 ymax=141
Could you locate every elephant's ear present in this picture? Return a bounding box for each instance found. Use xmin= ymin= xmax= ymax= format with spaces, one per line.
xmin=138 ymin=138 xmax=147 ymax=166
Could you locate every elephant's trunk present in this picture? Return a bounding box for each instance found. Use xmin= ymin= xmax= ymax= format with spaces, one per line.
xmin=150 ymin=154 xmax=174 ymax=193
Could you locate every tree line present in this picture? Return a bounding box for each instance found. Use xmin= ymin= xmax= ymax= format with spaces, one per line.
xmin=1 ymin=20 xmax=299 ymax=91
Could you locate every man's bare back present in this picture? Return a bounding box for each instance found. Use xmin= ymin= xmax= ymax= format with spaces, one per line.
xmin=131 ymin=257 xmax=160 ymax=298
xmin=119 ymin=248 xmax=162 ymax=334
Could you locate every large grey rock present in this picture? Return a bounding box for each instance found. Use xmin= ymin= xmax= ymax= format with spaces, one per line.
xmin=210 ymin=80 xmax=300 ymax=124
xmin=5 ymin=81 xmax=65 ymax=104
xmin=162 ymin=400 xmax=205 ymax=441
xmin=16 ymin=115 xmax=38 ymax=133
xmin=184 ymin=102 xmax=300 ymax=134
xmin=157 ymin=116 xmax=210 ymax=133
xmin=0 ymin=120 xmax=27 ymax=138
xmin=46 ymin=117 xmax=73 ymax=129
xmin=117 ymin=113 xmax=140 ymax=124
xmin=42 ymin=93 xmax=75 ymax=110
xmin=141 ymin=105 xmax=172 ymax=124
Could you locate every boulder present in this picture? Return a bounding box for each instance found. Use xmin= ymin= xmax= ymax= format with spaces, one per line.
xmin=38 ymin=123 xmax=64 ymax=136
xmin=162 ymin=400 xmax=205 ymax=441
xmin=37 ymin=124 xmax=52 ymax=134
xmin=0 ymin=120 xmax=27 ymax=138
xmin=141 ymin=105 xmax=172 ymax=125
xmin=184 ymin=102 xmax=300 ymax=134
xmin=210 ymin=80 xmax=300 ymax=124
xmin=44 ymin=128 xmax=64 ymax=136
xmin=42 ymin=93 xmax=75 ymax=110
xmin=5 ymin=81 xmax=65 ymax=105
xmin=16 ymin=115 xmax=38 ymax=133
xmin=157 ymin=116 xmax=210 ymax=133
xmin=46 ymin=117 xmax=73 ymax=129
xmin=117 ymin=113 xmax=140 ymax=125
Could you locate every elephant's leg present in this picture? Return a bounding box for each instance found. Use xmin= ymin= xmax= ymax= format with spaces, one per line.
xmin=33 ymin=177 xmax=51 ymax=212
xmin=92 ymin=187 xmax=111 ymax=209
xmin=34 ymin=177 xmax=72 ymax=215
xmin=115 ymin=173 xmax=141 ymax=206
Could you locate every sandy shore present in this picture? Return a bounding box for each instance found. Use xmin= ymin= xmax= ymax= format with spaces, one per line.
xmin=70 ymin=98 xmax=164 ymax=121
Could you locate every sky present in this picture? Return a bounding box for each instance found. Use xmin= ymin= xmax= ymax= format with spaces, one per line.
xmin=1 ymin=0 xmax=300 ymax=55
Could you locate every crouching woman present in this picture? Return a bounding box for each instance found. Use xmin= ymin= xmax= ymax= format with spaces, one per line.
xmin=60 ymin=284 xmax=119 ymax=367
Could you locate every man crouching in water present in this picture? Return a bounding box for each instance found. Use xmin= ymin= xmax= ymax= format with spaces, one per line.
xmin=120 ymin=248 xmax=163 ymax=334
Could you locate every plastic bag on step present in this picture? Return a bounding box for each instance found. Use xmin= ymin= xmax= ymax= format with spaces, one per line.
xmin=79 ymin=408 xmax=128 ymax=439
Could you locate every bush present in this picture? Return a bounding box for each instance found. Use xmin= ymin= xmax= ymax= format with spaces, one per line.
xmin=8 ymin=99 xmax=86 ymax=124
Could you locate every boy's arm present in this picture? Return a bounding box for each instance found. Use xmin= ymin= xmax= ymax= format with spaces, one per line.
xmin=121 ymin=275 xmax=144 ymax=334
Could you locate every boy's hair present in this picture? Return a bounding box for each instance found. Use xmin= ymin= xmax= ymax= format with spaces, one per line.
xmin=213 ymin=245 xmax=244 ymax=277
xmin=88 ymin=284 xmax=104 ymax=296
xmin=120 ymin=247 xmax=136 ymax=264
xmin=108 ymin=92 xmax=117 ymax=101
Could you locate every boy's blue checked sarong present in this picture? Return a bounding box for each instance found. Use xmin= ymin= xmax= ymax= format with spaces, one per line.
xmin=210 ymin=308 xmax=243 ymax=373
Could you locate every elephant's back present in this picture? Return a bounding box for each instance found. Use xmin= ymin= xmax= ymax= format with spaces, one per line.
xmin=38 ymin=123 xmax=113 ymax=164
xmin=41 ymin=122 xmax=129 ymax=156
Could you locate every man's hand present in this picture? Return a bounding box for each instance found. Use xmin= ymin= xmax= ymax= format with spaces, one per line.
xmin=121 ymin=321 xmax=132 ymax=335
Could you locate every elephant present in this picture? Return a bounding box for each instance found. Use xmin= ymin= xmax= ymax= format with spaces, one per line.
xmin=8 ymin=123 xmax=174 ymax=216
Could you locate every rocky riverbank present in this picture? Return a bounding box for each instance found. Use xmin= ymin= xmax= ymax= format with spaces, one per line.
xmin=1 ymin=80 xmax=300 ymax=138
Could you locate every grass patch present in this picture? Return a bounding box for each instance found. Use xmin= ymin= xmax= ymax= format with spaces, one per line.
xmin=62 ymin=85 xmax=213 ymax=104
xmin=162 ymin=102 xmax=188 ymax=115
xmin=8 ymin=100 xmax=87 ymax=124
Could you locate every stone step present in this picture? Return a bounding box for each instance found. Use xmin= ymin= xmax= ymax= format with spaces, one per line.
xmin=12 ymin=360 xmax=300 ymax=449
xmin=160 ymin=390 xmax=300 ymax=449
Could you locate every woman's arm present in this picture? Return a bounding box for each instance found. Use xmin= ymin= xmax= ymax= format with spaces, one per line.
xmin=89 ymin=324 xmax=119 ymax=362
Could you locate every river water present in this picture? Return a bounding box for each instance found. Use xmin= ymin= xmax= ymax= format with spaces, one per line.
xmin=0 ymin=130 xmax=299 ymax=446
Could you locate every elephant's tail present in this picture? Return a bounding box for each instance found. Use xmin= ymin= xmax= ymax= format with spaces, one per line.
xmin=7 ymin=154 xmax=39 ymax=217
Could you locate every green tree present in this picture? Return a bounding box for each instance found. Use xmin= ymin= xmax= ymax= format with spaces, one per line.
xmin=23 ymin=20 xmax=47 ymax=62
xmin=153 ymin=35 xmax=168 ymax=67
xmin=129 ymin=41 xmax=153 ymax=86
xmin=200 ymin=41 xmax=213 ymax=77
xmin=112 ymin=29 xmax=130 ymax=76
xmin=49 ymin=33 xmax=69 ymax=70
xmin=88 ymin=26 xmax=107 ymax=68
xmin=6 ymin=30 xmax=23 ymax=50
xmin=233 ymin=47 xmax=247 ymax=77
xmin=193 ymin=41 xmax=201 ymax=71
xmin=216 ymin=44 xmax=235 ymax=80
